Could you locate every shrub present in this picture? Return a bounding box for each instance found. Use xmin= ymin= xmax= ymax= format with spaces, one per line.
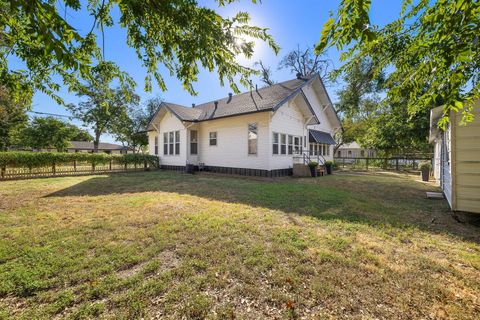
xmin=419 ymin=161 xmax=432 ymax=171
xmin=324 ymin=161 xmax=333 ymax=167
xmin=308 ymin=161 xmax=318 ymax=168
xmin=0 ymin=152 xmax=159 ymax=169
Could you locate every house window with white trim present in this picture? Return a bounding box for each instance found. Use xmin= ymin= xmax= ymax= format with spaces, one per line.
xmin=154 ymin=136 xmax=158 ymax=155
xmin=273 ymin=133 xmax=279 ymax=155
xmin=209 ymin=132 xmax=217 ymax=146
xmin=190 ymin=130 xmax=198 ymax=155
xmin=288 ymin=135 xmax=293 ymax=155
xmin=175 ymin=131 xmax=180 ymax=155
xmin=280 ymin=134 xmax=287 ymax=155
xmin=309 ymin=143 xmax=314 ymax=156
xmin=248 ymin=123 xmax=258 ymax=155
xmin=327 ymin=145 xmax=330 ymax=156
xmin=169 ymin=132 xmax=174 ymax=155
xmin=294 ymin=137 xmax=300 ymax=154
xmin=163 ymin=133 xmax=168 ymax=155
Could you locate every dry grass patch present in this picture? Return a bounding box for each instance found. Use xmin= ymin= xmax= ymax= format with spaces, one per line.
xmin=0 ymin=171 xmax=479 ymax=319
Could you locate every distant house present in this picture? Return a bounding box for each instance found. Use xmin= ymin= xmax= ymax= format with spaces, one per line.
xmin=66 ymin=141 xmax=133 ymax=154
xmin=429 ymin=100 xmax=480 ymax=214
xmin=336 ymin=141 xmax=376 ymax=158
xmin=146 ymin=74 xmax=342 ymax=176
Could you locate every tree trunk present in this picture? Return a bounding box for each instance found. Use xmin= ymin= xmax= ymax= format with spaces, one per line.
xmin=94 ymin=131 xmax=101 ymax=153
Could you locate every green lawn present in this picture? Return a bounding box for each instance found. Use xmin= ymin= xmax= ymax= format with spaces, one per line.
xmin=0 ymin=171 xmax=479 ymax=319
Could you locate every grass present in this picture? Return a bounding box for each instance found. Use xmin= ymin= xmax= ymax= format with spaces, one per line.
xmin=0 ymin=170 xmax=479 ymax=319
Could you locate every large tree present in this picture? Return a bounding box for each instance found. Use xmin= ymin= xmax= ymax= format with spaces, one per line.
xmin=110 ymin=106 xmax=150 ymax=153
xmin=0 ymin=86 xmax=29 ymax=150
xmin=21 ymin=117 xmax=87 ymax=151
xmin=279 ymin=45 xmax=332 ymax=79
xmin=1 ymin=0 xmax=279 ymax=107
xmin=333 ymin=57 xmax=385 ymax=152
xmin=316 ymin=0 xmax=480 ymax=128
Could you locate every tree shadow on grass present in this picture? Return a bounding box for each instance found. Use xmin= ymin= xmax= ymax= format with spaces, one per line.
xmin=45 ymin=170 xmax=480 ymax=244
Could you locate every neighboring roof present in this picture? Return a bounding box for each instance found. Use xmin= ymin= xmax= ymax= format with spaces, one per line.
xmin=429 ymin=106 xmax=444 ymax=143
xmin=68 ymin=141 xmax=129 ymax=151
xmin=338 ymin=141 xmax=362 ymax=149
xmin=309 ymin=129 xmax=336 ymax=145
xmin=148 ymin=75 xmax=325 ymax=129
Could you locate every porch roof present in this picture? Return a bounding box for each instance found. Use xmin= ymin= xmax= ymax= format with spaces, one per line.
xmin=309 ymin=129 xmax=336 ymax=145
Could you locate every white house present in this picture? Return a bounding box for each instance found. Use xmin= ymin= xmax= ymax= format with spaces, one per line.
xmin=336 ymin=141 xmax=376 ymax=158
xmin=429 ymin=100 xmax=480 ymax=214
xmin=147 ymin=74 xmax=342 ymax=176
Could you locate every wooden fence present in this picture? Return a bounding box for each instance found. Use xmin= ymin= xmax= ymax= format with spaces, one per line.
xmin=333 ymin=157 xmax=433 ymax=171
xmin=0 ymin=159 xmax=157 ymax=181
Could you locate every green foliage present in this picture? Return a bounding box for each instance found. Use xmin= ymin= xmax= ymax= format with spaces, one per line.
xmin=0 ymin=86 xmax=29 ymax=150
xmin=67 ymin=65 xmax=140 ymax=152
xmin=317 ymin=0 xmax=480 ymax=127
xmin=324 ymin=161 xmax=333 ymax=167
xmin=1 ymin=0 xmax=279 ymax=107
xmin=308 ymin=161 xmax=318 ymax=168
xmin=0 ymin=152 xmax=159 ymax=169
xmin=419 ymin=161 xmax=432 ymax=171
xmin=20 ymin=117 xmax=89 ymax=151
xmin=110 ymin=101 xmax=151 ymax=152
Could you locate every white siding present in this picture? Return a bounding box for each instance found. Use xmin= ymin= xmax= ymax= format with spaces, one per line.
xmin=197 ymin=112 xmax=270 ymax=170
xmin=148 ymin=131 xmax=157 ymax=156
xmin=156 ymin=111 xmax=187 ymax=166
xmin=269 ymin=100 xmax=308 ymax=170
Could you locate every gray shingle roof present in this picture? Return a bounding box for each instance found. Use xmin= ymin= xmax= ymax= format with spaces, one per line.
xmin=68 ymin=141 xmax=129 ymax=150
xmin=153 ymin=75 xmax=317 ymax=124
xmin=309 ymin=130 xmax=336 ymax=145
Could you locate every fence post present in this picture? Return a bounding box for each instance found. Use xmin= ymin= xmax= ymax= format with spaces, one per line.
xmin=124 ymin=163 xmax=127 ymax=171
xmin=395 ymin=158 xmax=399 ymax=171
xmin=343 ymin=158 xmax=345 ymax=168
xmin=144 ymin=160 xmax=147 ymax=171
xmin=52 ymin=162 xmax=56 ymax=175
xmin=73 ymin=159 xmax=77 ymax=172
xmin=366 ymin=158 xmax=369 ymax=170
xmin=92 ymin=163 xmax=95 ymax=172
xmin=109 ymin=159 xmax=112 ymax=171
xmin=1 ymin=165 xmax=5 ymax=179
xmin=412 ymin=158 xmax=416 ymax=170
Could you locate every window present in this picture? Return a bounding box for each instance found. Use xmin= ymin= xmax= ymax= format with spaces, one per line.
xmin=323 ymin=144 xmax=326 ymax=156
xmin=348 ymin=150 xmax=352 ymax=157
xmin=288 ymin=135 xmax=293 ymax=155
xmin=300 ymin=137 xmax=304 ymax=152
xmin=154 ymin=136 xmax=158 ymax=155
xmin=273 ymin=133 xmax=279 ymax=155
xmin=248 ymin=123 xmax=258 ymax=155
xmin=294 ymin=137 xmax=300 ymax=154
xmin=209 ymin=132 xmax=217 ymax=146
xmin=361 ymin=150 xmax=365 ymax=157
xmin=326 ymin=145 xmax=330 ymax=156
xmin=280 ymin=134 xmax=287 ymax=155
xmin=175 ymin=131 xmax=180 ymax=155
xmin=163 ymin=133 xmax=168 ymax=155
xmin=169 ymin=132 xmax=174 ymax=154
xmin=190 ymin=130 xmax=198 ymax=155
xmin=338 ymin=150 xmax=341 ymax=157
xmin=309 ymin=143 xmax=314 ymax=156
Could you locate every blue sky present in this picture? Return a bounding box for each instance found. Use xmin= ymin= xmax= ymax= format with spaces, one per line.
xmin=26 ymin=0 xmax=403 ymax=143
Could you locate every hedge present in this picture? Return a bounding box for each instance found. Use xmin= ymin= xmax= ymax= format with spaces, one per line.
xmin=0 ymin=152 xmax=159 ymax=168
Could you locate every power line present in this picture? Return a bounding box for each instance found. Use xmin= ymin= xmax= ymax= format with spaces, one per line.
xmin=27 ymin=110 xmax=81 ymax=120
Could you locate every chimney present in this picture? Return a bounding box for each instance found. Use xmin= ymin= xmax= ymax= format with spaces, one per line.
xmin=210 ymin=101 xmax=219 ymax=119
xmin=227 ymin=93 xmax=232 ymax=103
xmin=214 ymin=101 xmax=218 ymax=110
xmin=192 ymin=103 xmax=195 ymax=108
xmin=296 ymin=72 xmax=302 ymax=79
